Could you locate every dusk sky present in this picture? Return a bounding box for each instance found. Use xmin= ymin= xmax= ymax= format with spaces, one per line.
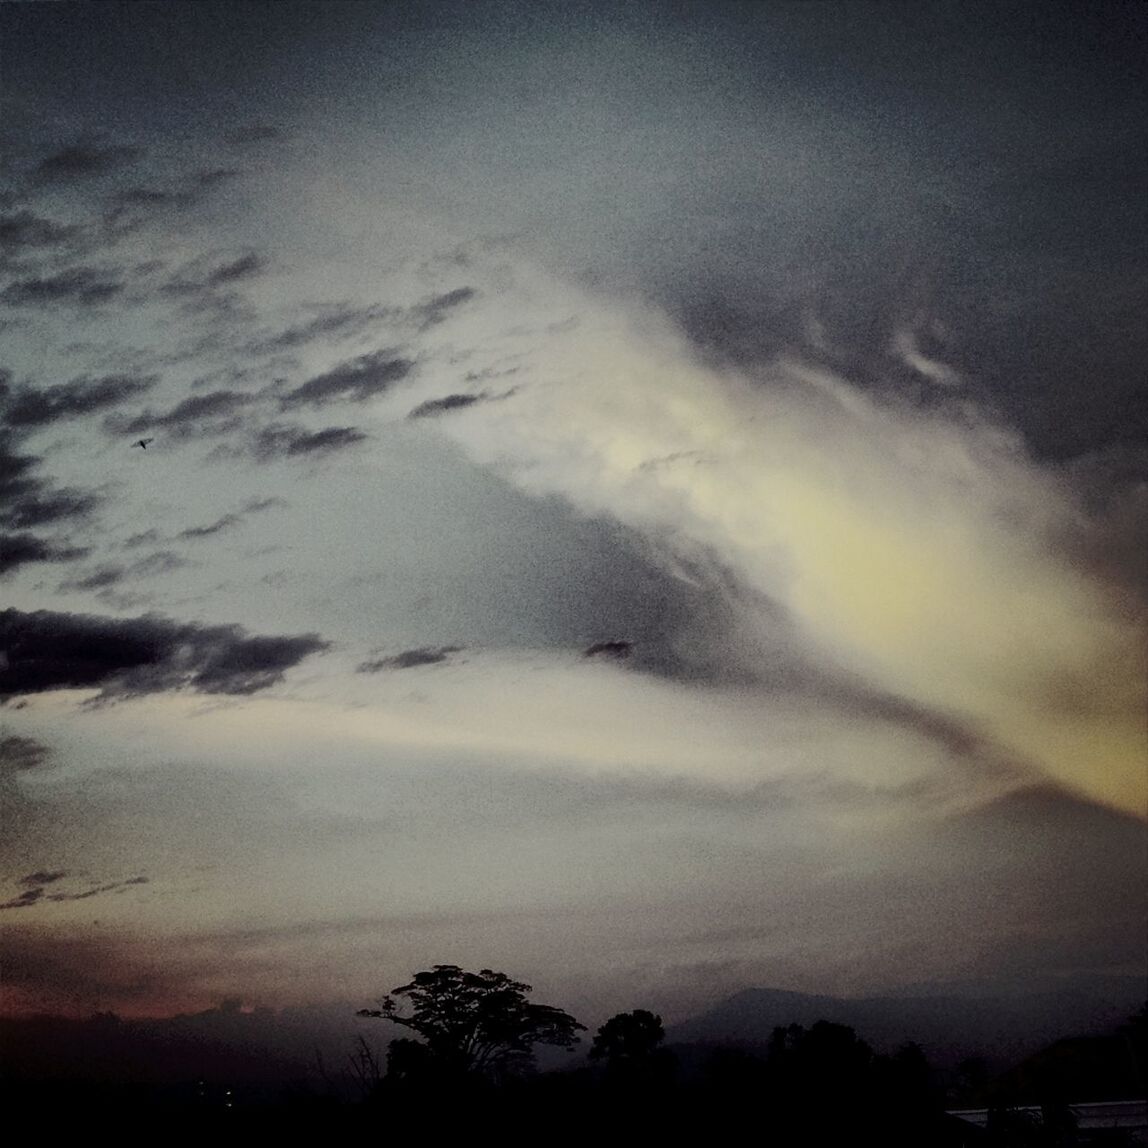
xmin=1 ymin=1 xmax=1145 ymax=1031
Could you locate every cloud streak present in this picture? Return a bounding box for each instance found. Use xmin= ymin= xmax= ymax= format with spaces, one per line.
xmin=280 ymin=350 xmax=413 ymax=408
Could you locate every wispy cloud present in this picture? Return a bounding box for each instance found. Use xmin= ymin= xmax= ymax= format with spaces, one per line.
xmin=357 ymin=645 xmax=463 ymax=671
xmin=246 ymin=423 xmax=368 ymax=460
xmin=408 ymin=393 xmax=486 ymax=419
xmin=2 ymin=267 xmax=124 ymax=307
xmin=2 ymin=875 xmax=148 ymax=912
xmin=111 ymin=389 xmax=260 ymax=439
xmin=280 ymin=350 xmax=413 ymax=408
xmin=34 ymin=142 xmax=142 ymax=185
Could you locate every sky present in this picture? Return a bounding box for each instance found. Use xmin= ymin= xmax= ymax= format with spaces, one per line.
xmin=1 ymin=0 xmax=1145 ymax=1034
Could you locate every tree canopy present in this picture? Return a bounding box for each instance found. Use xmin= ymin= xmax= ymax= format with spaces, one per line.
xmin=590 ymin=1009 xmax=665 ymax=1063
xmin=358 ymin=964 xmax=585 ymax=1080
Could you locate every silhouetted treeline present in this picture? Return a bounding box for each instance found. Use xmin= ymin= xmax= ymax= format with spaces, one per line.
xmin=3 ymin=992 xmax=1144 ymax=1146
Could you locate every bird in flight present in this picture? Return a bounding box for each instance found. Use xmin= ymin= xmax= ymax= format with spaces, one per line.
xmin=133 ymin=438 xmax=154 ymax=449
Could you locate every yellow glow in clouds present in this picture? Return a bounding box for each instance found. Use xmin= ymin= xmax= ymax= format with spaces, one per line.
xmin=424 ymin=269 xmax=1147 ymax=816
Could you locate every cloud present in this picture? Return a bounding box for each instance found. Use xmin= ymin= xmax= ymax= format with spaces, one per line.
xmin=408 ymin=393 xmax=485 ymax=419
xmin=0 ymin=607 xmax=328 ymax=700
xmin=56 ymin=549 xmax=189 ymax=593
xmin=102 ymin=169 xmax=241 ymax=229
xmin=280 ymin=350 xmax=413 ymax=408
xmin=19 ymin=870 xmax=67 ymax=886
xmin=177 ymin=513 xmax=242 ymax=540
xmin=1 ymin=268 xmax=123 ymax=308
xmin=113 ymin=389 xmax=260 ymax=438
xmin=246 ymin=423 xmax=368 ymax=460
xmin=1 ymin=874 xmax=148 ymax=911
xmin=584 ymin=640 xmax=633 ymax=660
xmin=0 ymin=733 xmax=50 ymax=774
xmin=157 ymin=252 xmax=265 ymax=313
xmin=123 ymin=529 xmax=160 ymax=549
xmin=0 ymin=533 xmax=88 ymax=577
xmin=226 ymin=123 xmax=283 ymax=145
xmin=34 ymin=142 xmax=142 ymax=184
xmin=2 ymin=373 xmax=157 ymax=428
xmin=0 ymin=433 xmax=98 ymax=565
xmin=0 ymin=211 xmax=81 ymax=256
xmin=127 ymin=551 xmax=187 ymax=578
xmin=192 ymin=167 xmax=242 ymax=191
xmin=1 ymin=488 xmax=98 ymax=529
xmin=418 ymin=270 xmax=1146 ymax=815
xmin=57 ymin=566 xmax=126 ymax=592
xmin=357 ymin=645 xmax=463 ymax=671
xmin=412 ymin=286 xmax=477 ymax=329
xmin=177 ymin=496 xmax=284 ymax=540
xmin=254 ymin=303 xmax=396 ymax=353
xmin=0 ymin=928 xmax=186 ymax=1012
xmin=205 ymin=252 xmax=262 ymax=286
xmin=242 ymin=496 xmax=287 ymax=514
xmin=0 ymin=888 xmax=42 ymax=910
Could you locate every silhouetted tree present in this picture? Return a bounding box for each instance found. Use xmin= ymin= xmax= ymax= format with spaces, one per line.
xmin=764 ymin=1021 xmax=881 ymax=1140
xmin=589 ymin=1008 xmax=674 ymax=1094
xmin=1121 ymin=1001 xmax=1148 ymax=1094
xmin=590 ymin=1009 xmax=665 ymax=1064
xmin=357 ymin=965 xmax=584 ymax=1084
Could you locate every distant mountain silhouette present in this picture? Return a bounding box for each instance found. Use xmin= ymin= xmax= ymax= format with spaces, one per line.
xmin=668 ymin=980 xmax=1144 ymax=1067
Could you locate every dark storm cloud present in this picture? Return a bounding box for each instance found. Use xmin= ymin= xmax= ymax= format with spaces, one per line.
xmin=113 ymin=389 xmax=260 ymax=438
xmin=0 ymin=533 xmax=88 ymax=577
xmin=34 ymin=142 xmax=142 ymax=184
xmin=357 ymin=645 xmax=463 ymax=671
xmin=1 ymin=267 xmax=123 ymax=308
xmin=408 ymin=393 xmax=485 ymax=419
xmin=280 ymin=349 xmax=413 ymax=407
xmin=2 ymin=373 xmax=157 ymax=427
xmin=412 ymin=286 xmax=477 ymax=329
xmin=247 ymin=423 xmax=368 ymax=460
xmin=0 ymin=608 xmax=328 ymax=700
